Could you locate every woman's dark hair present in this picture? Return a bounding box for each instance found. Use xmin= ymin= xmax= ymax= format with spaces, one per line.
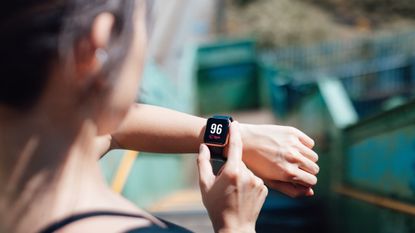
xmin=0 ymin=0 xmax=138 ymax=109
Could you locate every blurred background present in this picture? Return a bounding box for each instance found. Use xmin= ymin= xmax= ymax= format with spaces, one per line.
xmin=101 ymin=0 xmax=415 ymax=232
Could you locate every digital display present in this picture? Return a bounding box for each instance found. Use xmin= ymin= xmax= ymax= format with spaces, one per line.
xmin=204 ymin=118 xmax=230 ymax=145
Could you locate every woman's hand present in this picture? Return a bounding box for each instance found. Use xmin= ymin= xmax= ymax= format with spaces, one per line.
xmin=197 ymin=122 xmax=268 ymax=233
xmin=240 ymin=124 xmax=319 ymax=198
xmin=93 ymin=135 xmax=113 ymax=159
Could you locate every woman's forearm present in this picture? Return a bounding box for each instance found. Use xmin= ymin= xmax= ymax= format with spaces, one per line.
xmin=109 ymin=104 xmax=320 ymax=197
xmin=111 ymin=104 xmax=206 ymax=153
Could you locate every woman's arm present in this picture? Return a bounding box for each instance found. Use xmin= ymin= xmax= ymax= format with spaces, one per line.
xmin=108 ymin=103 xmax=319 ymax=197
xmin=110 ymin=103 xmax=206 ymax=153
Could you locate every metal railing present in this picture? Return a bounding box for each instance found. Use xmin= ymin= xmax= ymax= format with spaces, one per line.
xmin=259 ymin=30 xmax=415 ymax=118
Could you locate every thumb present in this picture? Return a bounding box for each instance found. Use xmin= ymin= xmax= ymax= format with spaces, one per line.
xmin=197 ymin=144 xmax=215 ymax=191
xmin=225 ymin=121 xmax=243 ymax=165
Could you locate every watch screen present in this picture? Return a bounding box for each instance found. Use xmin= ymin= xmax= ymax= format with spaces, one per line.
xmin=204 ymin=118 xmax=230 ymax=145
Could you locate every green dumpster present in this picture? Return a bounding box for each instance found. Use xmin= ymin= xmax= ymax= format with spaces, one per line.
xmin=196 ymin=39 xmax=259 ymax=114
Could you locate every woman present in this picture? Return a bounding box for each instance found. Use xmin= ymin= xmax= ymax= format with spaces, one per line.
xmin=0 ymin=0 xmax=318 ymax=232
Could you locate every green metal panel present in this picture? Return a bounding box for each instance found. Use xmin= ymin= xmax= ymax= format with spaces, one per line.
xmin=257 ymin=61 xmax=276 ymax=108
xmin=331 ymin=100 xmax=415 ymax=232
xmin=301 ymin=80 xmax=415 ymax=232
xmin=345 ymin=125 xmax=415 ymax=202
xmin=257 ymin=61 xmax=294 ymax=118
xmin=196 ymin=39 xmax=259 ymax=114
xmin=198 ymin=69 xmax=258 ymax=114
xmin=343 ymin=100 xmax=415 ymax=202
xmin=197 ymin=39 xmax=256 ymax=70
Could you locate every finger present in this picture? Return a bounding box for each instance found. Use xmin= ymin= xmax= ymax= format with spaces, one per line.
xmin=255 ymin=176 xmax=265 ymax=187
xmin=291 ymin=168 xmax=318 ymax=187
xmin=246 ymin=168 xmax=264 ymax=187
xmin=297 ymin=143 xmax=319 ymax=162
xmin=261 ymin=185 xmax=269 ymax=197
xmin=292 ymin=151 xmax=319 ymax=175
xmin=258 ymin=185 xmax=269 ymax=205
xmin=197 ymin=144 xmax=215 ymax=190
xmin=246 ymin=169 xmax=268 ymax=204
xmin=225 ymin=121 xmax=243 ymax=165
xmin=299 ymin=159 xmax=320 ymax=176
xmin=96 ymin=135 xmax=112 ymax=158
xmin=293 ymin=128 xmax=315 ymax=149
xmin=266 ymin=180 xmax=314 ymax=198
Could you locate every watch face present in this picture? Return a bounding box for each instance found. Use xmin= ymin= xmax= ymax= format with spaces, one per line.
xmin=204 ymin=118 xmax=230 ymax=146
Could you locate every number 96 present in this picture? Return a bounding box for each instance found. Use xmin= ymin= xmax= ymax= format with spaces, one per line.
xmin=210 ymin=124 xmax=223 ymax=135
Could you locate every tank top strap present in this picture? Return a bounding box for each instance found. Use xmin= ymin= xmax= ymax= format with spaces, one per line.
xmin=39 ymin=211 xmax=156 ymax=233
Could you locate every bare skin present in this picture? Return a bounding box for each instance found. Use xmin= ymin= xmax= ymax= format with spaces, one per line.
xmin=0 ymin=109 xmax=159 ymax=233
xmin=102 ymin=103 xmax=319 ymax=197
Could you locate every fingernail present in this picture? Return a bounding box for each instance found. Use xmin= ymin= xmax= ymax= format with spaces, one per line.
xmin=232 ymin=121 xmax=239 ymax=130
xmin=307 ymin=189 xmax=314 ymax=196
xmin=199 ymin=144 xmax=206 ymax=152
xmin=314 ymin=165 xmax=320 ymax=175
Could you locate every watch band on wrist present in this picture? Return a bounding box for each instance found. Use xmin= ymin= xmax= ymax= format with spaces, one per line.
xmin=210 ymin=157 xmax=226 ymax=175
xmin=208 ymin=145 xmax=226 ymax=160
xmin=208 ymin=145 xmax=226 ymax=175
xmin=212 ymin=115 xmax=233 ymax=122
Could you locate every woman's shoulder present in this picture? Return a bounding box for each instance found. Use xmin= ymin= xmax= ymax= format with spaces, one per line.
xmin=39 ymin=211 xmax=193 ymax=233
xmin=125 ymin=218 xmax=193 ymax=233
xmin=56 ymin=214 xmax=152 ymax=233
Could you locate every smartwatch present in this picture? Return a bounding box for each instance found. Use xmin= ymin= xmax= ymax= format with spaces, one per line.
xmin=203 ymin=115 xmax=233 ymax=175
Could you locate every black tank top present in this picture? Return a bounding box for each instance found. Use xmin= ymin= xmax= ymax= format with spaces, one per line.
xmin=38 ymin=211 xmax=193 ymax=233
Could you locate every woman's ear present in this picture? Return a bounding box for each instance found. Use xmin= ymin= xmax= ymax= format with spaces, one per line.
xmin=90 ymin=13 xmax=115 ymax=72
xmin=74 ymin=13 xmax=115 ymax=91
xmin=91 ymin=13 xmax=115 ymax=52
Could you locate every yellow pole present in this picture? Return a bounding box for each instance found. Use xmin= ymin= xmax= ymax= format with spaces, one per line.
xmin=336 ymin=185 xmax=415 ymax=216
xmin=111 ymin=150 xmax=139 ymax=193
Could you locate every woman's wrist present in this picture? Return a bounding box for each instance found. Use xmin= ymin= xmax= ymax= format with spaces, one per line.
xmin=209 ymin=208 xmax=257 ymax=233
xmin=239 ymin=123 xmax=256 ymax=155
xmin=217 ymin=226 xmax=256 ymax=233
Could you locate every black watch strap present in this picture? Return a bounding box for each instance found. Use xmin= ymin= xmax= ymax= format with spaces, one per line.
xmin=208 ymin=145 xmax=226 ymax=175
xmin=213 ymin=115 xmax=234 ymax=122
xmin=208 ymin=146 xmax=226 ymax=160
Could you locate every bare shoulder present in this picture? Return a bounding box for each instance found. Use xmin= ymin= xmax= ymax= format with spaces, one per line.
xmin=59 ymin=214 xmax=154 ymax=233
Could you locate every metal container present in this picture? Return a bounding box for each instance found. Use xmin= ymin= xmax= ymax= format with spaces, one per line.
xmin=196 ymin=39 xmax=259 ymax=114
xmin=332 ymin=100 xmax=415 ymax=233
